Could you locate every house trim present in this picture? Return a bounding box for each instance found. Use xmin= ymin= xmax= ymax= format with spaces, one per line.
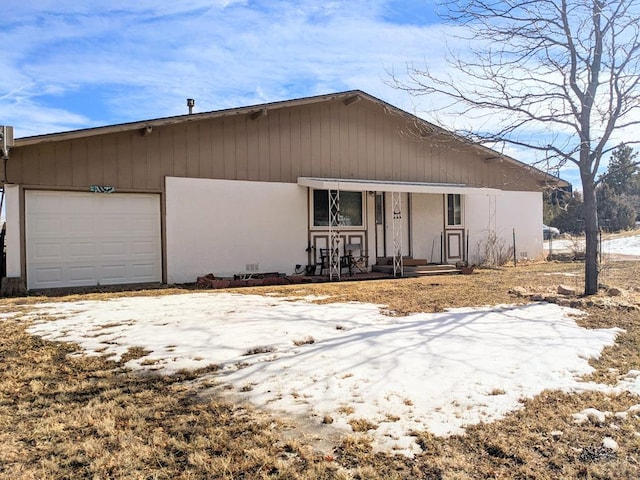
xmin=297 ymin=177 xmax=503 ymax=195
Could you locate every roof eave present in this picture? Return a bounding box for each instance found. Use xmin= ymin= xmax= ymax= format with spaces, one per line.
xmin=13 ymin=90 xmax=368 ymax=147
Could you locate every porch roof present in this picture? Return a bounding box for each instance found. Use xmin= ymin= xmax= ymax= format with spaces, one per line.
xmin=297 ymin=177 xmax=502 ymax=195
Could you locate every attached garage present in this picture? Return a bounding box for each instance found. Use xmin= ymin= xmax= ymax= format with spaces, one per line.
xmin=25 ymin=191 xmax=162 ymax=289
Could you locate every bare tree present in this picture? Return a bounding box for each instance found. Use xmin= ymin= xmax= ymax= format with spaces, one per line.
xmin=394 ymin=0 xmax=640 ymax=295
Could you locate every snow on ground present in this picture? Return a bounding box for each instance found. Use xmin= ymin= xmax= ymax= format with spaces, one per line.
xmin=23 ymin=294 xmax=625 ymax=456
xmin=545 ymin=232 xmax=640 ymax=257
xmin=603 ymin=234 xmax=640 ymax=255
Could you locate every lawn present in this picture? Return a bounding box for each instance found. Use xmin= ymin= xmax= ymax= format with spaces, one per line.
xmin=1 ymin=260 xmax=639 ymax=479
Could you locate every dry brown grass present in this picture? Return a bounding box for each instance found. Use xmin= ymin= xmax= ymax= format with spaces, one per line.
xmin=348 ymin=418 xmax=379 ymax=433
xmin=0 ymin=316 xmax=340 ymax=479
xmin=1 ymin=260 xmax=639 ymax=478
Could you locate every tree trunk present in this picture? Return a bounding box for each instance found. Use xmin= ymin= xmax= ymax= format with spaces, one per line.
xmin=581 ymin=175 xmax=599 ymax=295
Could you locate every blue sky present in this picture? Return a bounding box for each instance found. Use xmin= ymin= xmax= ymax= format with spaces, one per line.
xmin=1 ymin=0 xmax=623 ymax=190
xmin=2 ymin=1 xmax=442 ymax=135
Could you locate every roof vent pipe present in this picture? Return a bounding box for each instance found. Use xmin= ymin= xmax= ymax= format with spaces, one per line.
xmin=187 ymin=98 xmax=195 ymax=114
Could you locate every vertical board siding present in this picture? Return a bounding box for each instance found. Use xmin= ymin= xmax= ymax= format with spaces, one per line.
xmin=246 ymin=117 xmax=260 ymax=181
xmin=86 ymin=136 xmax=104 ymax=185
xmin=236 ymin=118 xmax=249 ymax=180
xmin=211 ymin=121 xmax=225 ymax=179
xmin=71 ymin=139 xmax=88 ymax=186
xmin=102 ymin=135 xmax=118 ymax=186
xmin=356 ymin=106 xmax=367 ymax=179
xmin=330 ymin=104 xmax=341 ymax=178
xmin=145 ymin=132 xmax=162 ymax=190
xmin=12 ymin=97 xmax=541 ymax=192
xmin=131 ymin=134 xmax=147 ymax=188
xmin=223 ymin=119 xmax=236 ymax=179
xmin=117 ymin=134 xmax=133 ymax=189
xmin=198 ymin=123 xmax=213 ymax=179
xmin=39 ymin=144 xmax=55 ymax=186
xmin=319 ymin=104 xmax=331 ymax=178
xmin=289 ymin=108 xmax=302 ymax=181
xmin=309 ymin=107 xmax=322 ymax=177
xmin=280 ymin=111 xmax=292 ymax=182
xmin=159 ymin=127 xmax=174 ymax=182
xmin=298 ymin=107 xmax=311 ymax=178
xmin=269 ymin=112 xmax=281 ymax=181
xmin=185 ymin=124 xmax=200 ymax=178
xmin=257 ymin=117 xmax=270 ymax=181
xmin=55 ymin=142 xmax=73 ymax=186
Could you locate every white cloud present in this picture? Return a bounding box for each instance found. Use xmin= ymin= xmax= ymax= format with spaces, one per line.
xmin=0 ymin=1 xmax=445 ymax=134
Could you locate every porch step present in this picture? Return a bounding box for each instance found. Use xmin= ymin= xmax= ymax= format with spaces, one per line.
xmin=372 ymin=263 xmax=460 ymax=277
xmin=376 ymin=257 xmax=429 ymax=266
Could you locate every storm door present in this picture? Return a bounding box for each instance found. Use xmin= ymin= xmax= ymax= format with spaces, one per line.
xmin=444 ymin=193 xmax=464 ymax=264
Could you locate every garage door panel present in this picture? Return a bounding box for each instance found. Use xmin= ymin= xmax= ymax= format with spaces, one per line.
xmin=102 ymin=216 xmax=126 ymax=233
xmin=32 ymin=217 xmax=64 ymax=236
xmin=68 ymin=215 xmax=97 ymax=235
xmin=131 ymin=241 xmax=156 ymax=255
xmin=69 ymin=265 xmax=97 ymax=282
xmin=34 ymin=267 xmax=63 ymax=284
xmin=102 ymin=265 xmax=127 ymax=282
xmin=129 ymin=217 xmax=159 ymax=233
xmin=69 ymin=241 xmax=96 ymax=258
xmin=130 ymin=263 xmax=158 ymax=280
xmin=102 ymin=241 xmax=127 ymax=256
xmin=28 ymin=193 xmax=63 ymax=212
xmin=26 ymin=191 xmax=162 ymax=289
xmin=104 ymin=196 xmax=136 ymax=211
xmin=33 ymin=243 xmax=63 ymax=262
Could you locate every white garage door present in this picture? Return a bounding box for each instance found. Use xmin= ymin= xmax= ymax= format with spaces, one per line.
xmin=26 ymin=191 xmax=162 ymax=289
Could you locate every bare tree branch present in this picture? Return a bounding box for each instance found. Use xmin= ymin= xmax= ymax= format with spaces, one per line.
xmin=390 ymin=0 xmax=640 ymax=295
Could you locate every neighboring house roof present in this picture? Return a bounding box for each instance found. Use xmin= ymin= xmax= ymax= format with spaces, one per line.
xmin=13 ymin=90 xmax=569 ymax=188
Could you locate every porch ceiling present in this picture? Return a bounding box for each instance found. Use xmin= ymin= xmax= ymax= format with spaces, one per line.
xmin=297 ymin=177 xmax=502 ymax=195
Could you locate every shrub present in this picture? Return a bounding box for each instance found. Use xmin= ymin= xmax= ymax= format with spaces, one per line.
xmin=474 ymin=230 xmax=514 ymax=267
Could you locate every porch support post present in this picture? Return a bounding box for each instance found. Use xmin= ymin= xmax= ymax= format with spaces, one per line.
xmin=391 ymin=191 xmax=403 ymax=277
xmin=328 ymin=189 xmax=341 ymax=280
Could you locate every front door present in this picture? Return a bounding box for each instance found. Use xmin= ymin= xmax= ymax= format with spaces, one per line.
xmin=444 ymin=193 xmax=465 ymax=264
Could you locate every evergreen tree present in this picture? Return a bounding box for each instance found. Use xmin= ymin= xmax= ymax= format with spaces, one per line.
xmin=551 ymin=191 xmax=585 ymax=235
xmin=601 ymin=144 xmax=639 ymax=195
xmin=600 ymin=144 xmax=640 ymax=222
xmin=596 ymin=183 xmax=636 ymax=231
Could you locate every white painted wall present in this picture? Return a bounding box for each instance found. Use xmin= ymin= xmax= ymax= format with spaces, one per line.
xmin=465 ymin=191 xmax=543 ymax=264
xmin=5 ymin=184 xmax=21 ymax=278
xmin=165 ymin=177 xmax=308 ymax=283
xmin=411 ymin=194 xmax=445 ymax=263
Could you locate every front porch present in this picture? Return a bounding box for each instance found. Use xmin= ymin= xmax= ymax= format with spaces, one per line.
xmin=299 ymin=177 xmax=496 ymax=280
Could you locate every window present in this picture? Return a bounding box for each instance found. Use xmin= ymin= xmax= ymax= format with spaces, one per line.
xmin=313 ymin=190 xmax=363 ymax=227
xmin=447 ymin=194 xmax=462 ymax=226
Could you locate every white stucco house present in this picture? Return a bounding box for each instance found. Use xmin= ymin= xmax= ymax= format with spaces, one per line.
xmin=1 ymin=91 xmax=567 ymax=290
